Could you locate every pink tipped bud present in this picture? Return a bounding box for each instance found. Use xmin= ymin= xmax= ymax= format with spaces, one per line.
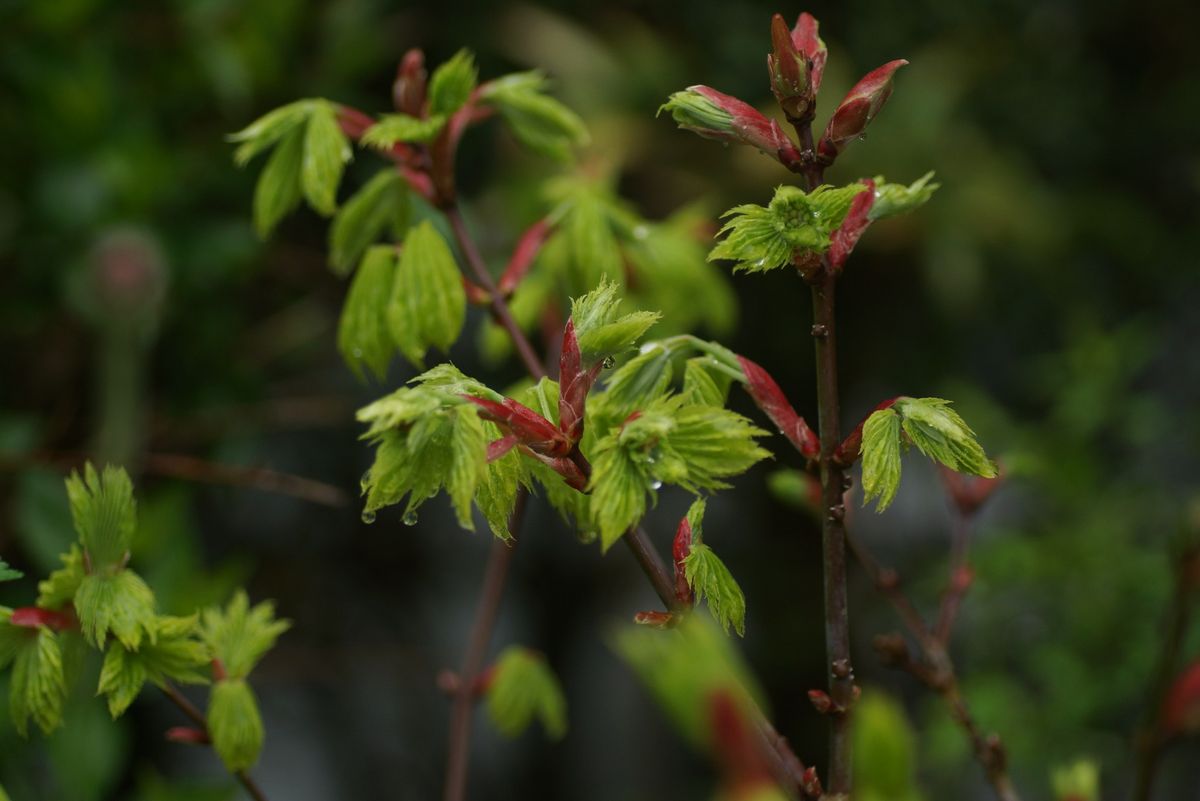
xmin=498 ymin=219 xmax=552 ymax=296
xmin=828 ymin=181 xmax=876 ymax=273
xmin=557 ymin=320 xmax=603 ymax=445
xmin=737 ymin=356 xmax=819 ymax=459
xmin=791 ymin=13 xmax=828 ymax=95
xmin=709 ymin=690 xmax=772 ymax=792
xmin=672 ymin=516 xmax=696 ymax=606
xmin=819 ymin=60 xmax=908 ymax=160
xmin=393 ymin=49 xmax=427 ymax=117
xmin=938 ymin=464 xmax=1004 ymax=516
xmin=769 ymin=14 xmax=812 ymax=121
xmin=662 ymin=86 xmax=802 ymax=167
xmin=462 ymin=395 xmax=571 ymax=456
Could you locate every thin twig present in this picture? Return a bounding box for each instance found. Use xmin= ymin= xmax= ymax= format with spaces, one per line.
xmin=443 ymin=492 xmax=527 ymax=801
xmin=160 ymin=682 xmax=269 ymax=801
xmin=1 ymin=450 xmax=348 ymax=507
xmin=935 ymin=512 xmax=973 ymax=643
xmin=847 ymin=527 xmax=1021 ymax=801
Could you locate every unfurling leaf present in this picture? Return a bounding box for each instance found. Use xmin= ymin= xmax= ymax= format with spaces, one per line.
xmin=360 ymin=113 xmax=447 ymax=149
xmin=659 ymin=86 xmax=799 ymax=163
xmin=251 ymin=124 xmax=305 ymax=238
xmin=208 ymin=678 xmax=265 ymax=772
xmin=860 ymin=397 xmax=996 ymax=513
xmin=74 ymin=570 xmax=156 ymax=650
xmin=66 ymin=463 xmax=136 ymax=570
xmin=98 ymin=615 xmax=210 ymax=718
xmin=199 ymin=591 xmax=290 ymax=681
xmin=485 ymin=647 xmax=567 ymax=740
xmin=428 ymin=49 xmax=478 ymax=116
xmin=861 ymin=406 xmax=902 ymax=512
xmin=328 ymin=170 xmax=410 ymax=276
xmin=387 ymin=221 xmax=467 ymax=368
xmin=868 ymin=172 xmax=939 ymax=221
xmin=482 ymin=72 xmax=589 ymax=161
xmin=570 ymin=279 xmax=660 ymax=362
xmin=301 ymin=100 xmax=353 ymax=216
xmin=710 ymin=184 xmax=869 ymax=273
xmin=684 ymin=544 xmax=747 ymax=637
xmin=0 ymin=617 xmax=67 ymax=737
xmin=338 ymin=245 xmax=397 ymax=380
xmin=228 ymin=99 xmax=314 ymax=166
xmin=36 ymin=546 xmax=84 ymax=610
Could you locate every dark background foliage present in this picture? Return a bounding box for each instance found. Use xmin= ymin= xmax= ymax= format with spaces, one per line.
xmin=1 ymin=0 xmax=1198 ymax=799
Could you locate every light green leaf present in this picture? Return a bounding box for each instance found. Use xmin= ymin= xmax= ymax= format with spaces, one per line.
xmin=894 ymin=397 xmax=997 ymax=479
xmin=199 ymin=591 xmax=290 ymax=681
xmin=658 ymin=403 xmax=771 ymax=491
xmin=1052 ymin=759 xmax=1100 ymax=801
xmin=329 ymin=170 xmax=409 ymax=276
xmin=868 ymin=172 xmax=939 ymax=221
xmin=447 ymin=405 xmax=489 ymax=529
xmin=74 ymin=570 xmax=156 ymax=651
xmin=710 ymin=183 xmax=868 ymax=273
xmin=0 ymin=559 xmax=21 ymax=583
xmin=338 ymin=245 xmax=397 ymax=380
xmin=483 ymin=71 xmax=588 ymax=161
xmin=360 ymin=113 xmax=447 ymax=149
xmin=208 ymin=679 xmax=265 ymax=772
xmin=97 ymin=615 xmax=210 ymax=718
xmin=8 ymin=626 xmax=67 ymax=737
xmin=485 ymin=646 xmax=567 ymax=740
xmin=589 ymin=442 xmax=648 ymax=551
xmin=428 ymin=49 xmax=477 ymax=116
xmin=570 ymin=279 xmax=659 ymax=362
xmin=861 ymin=407 xmax=902 ymax=512
xmin=66 ymin=463 xmax=136 ymax=570
xmin=387 ymin=221 xmax=467 ymax=368
xmin=36 ymin=545 xmax=84 ymax=609
xmin=615 ymin=616 xmax=764 ymax=752
xmin=475 ymin=422 xmax=525 ymax=540
xmin=853 ymin=690 xmax=920 ymax=801
xmin=682 ymin=357 xmax=732 ymax=407
xmin=590 ymin=343 xmax=674 ymax=426
xmin=684 ymin=544 xmax=746 ymax=636
xmin=228 ymin=99 xmax=314 ymax=166
xmin=301 ymin=100 xmax=352 ymax=216
xmin=252 ymin=124 xmax=305 ymax=238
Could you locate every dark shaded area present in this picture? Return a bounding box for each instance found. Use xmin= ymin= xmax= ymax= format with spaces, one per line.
xmin=1 ymin=1 xmax=1199 ymax=800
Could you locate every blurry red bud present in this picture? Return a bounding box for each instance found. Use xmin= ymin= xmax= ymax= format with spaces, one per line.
xmin=498 ymin=219 xmax=552 ymax=296
xmin=462 ymin=276 xmax=491 ymax=306
xmin=818 ymin=60 xmax=908 ymax=159
xmin=801 ymin=765 xmax=823 ymax=796
xmin=828 ymin=181 xmax=876 ymax=273
xmin=633 ymin=610 xmax=678 ymax=629
xmin=393 ymin=49 xmax=428 ymax=117
xmin=211 ymin=658 xmax=228 ymax=682
xmin=9 ymin=607 xmax=75 ymax=632
xmin=938 ymin=464 xmax=1004 ymax=516
xmin=1162 ymin=661 xmax=1200 ymax=736
xmin=737 ymin=356 xmax=819 ymax=459
xmin=710 ymin=690 xmax=773 ymax=793
xmin=165 ymin=726 xmax=211 ymax=746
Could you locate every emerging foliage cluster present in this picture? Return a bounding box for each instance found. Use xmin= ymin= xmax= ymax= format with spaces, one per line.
xmin=0 ymin=465 xmax=287 ymax=777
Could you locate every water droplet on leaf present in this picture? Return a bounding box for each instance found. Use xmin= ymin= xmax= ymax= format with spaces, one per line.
xmin=650 ymin=479 xmax=663 ymax=490
xmin=602 ymin=356 xmax=616 ymax=369
xmin=402 ymin=510 xmax=419 ymax=526
xmin=361 ymin=509 xmax=376 ymax=525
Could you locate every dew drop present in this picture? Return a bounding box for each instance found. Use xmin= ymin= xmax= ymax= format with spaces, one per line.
xmin=602 ymin=356 xmax=616 ymax=369
xmin=650 ymin=479 xmax=663 ymax=490
xmin=402 ymin=510 xmax=419 ymax=526
xmin=639 ymin=342 xmax=661 ymax=355
xmin=360 ymin=469 xmax=372 ymax=488
xmin=632 ymin=224 xmax=650 ymax=240
xmin=361 ymin=509 xmax=376 ymax=525
xmin=352 ymin=348 xmax=364 ymax=359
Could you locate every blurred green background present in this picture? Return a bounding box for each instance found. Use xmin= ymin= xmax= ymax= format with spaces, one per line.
xmin=1 ymin=0 xmax=1199 ymax=799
